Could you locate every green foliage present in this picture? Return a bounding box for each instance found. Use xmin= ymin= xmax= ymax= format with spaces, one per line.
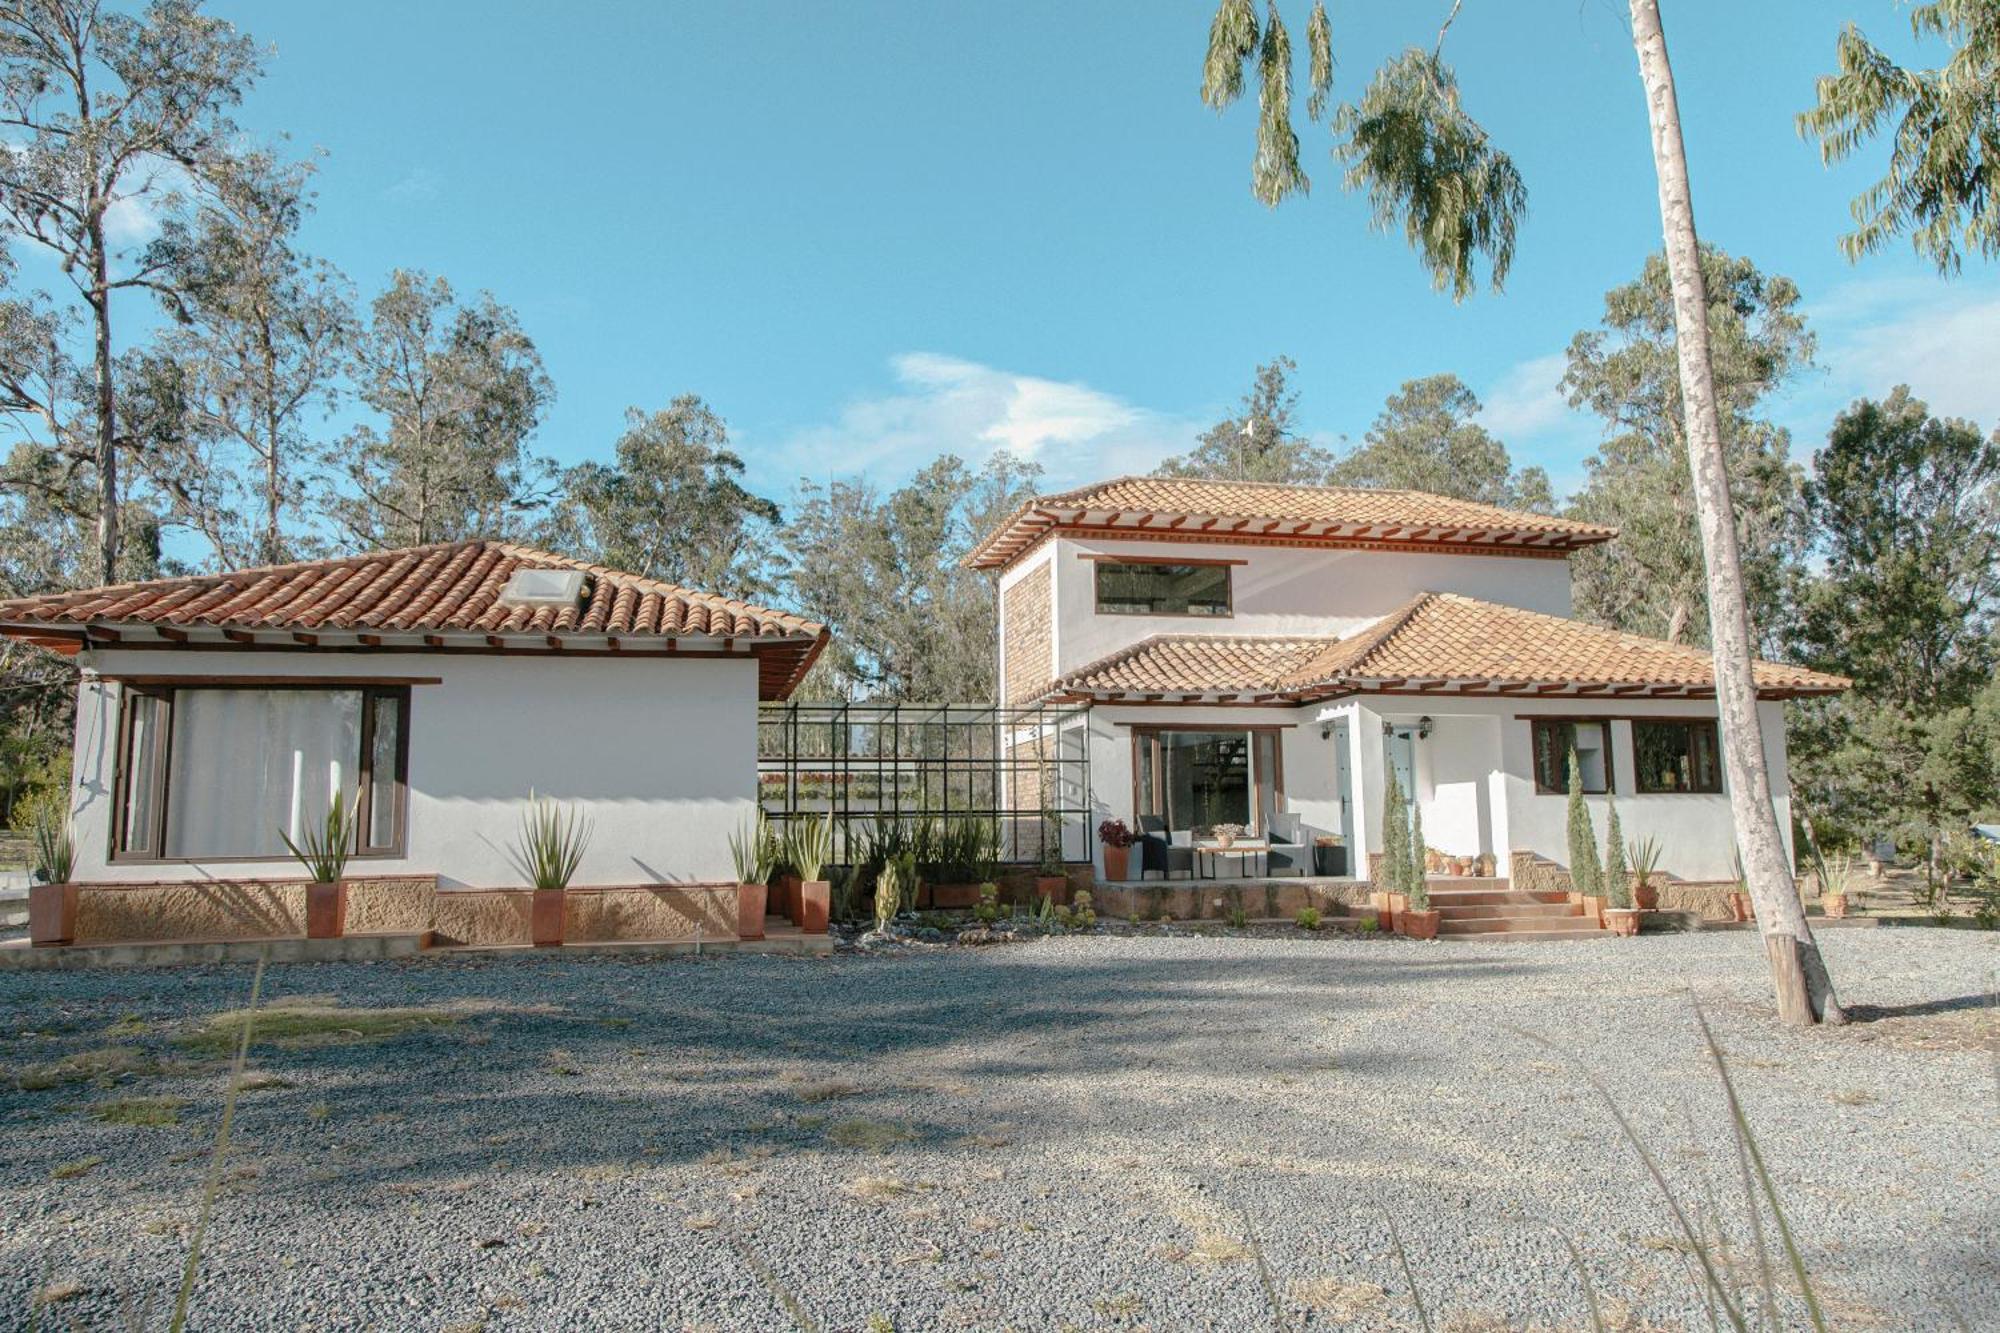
xmin=507 ymin=794 xmax=593 ymax=892
xmin=1628 ymin=835 xmax=1663 ymax=897
xmin=873 ymin=854 xmax=911 ymax=931
xmin=1354 ymin=915 xmax=1380 ymax=934
xmin=973 ymin=882 xmax=1000 ymax=925
xmin=1070 ymin=889 xmax=1097 ymax=931
xmin=1799 ymin=1 xmax=2000 ymax=274
xmin=1332 ymin=50 xmax=1527 ymax=301
xmin=1332 ymin=374 xmax=1552 ymax=511
xmin=786 ymin=811 xmax=835 ymax=883
xmin=277 ymin=789 xmax=358 ymax=885
xmin=1405 ymin=800 xmax=1428 ymax=912
xmin=728 ymin=809 xmax=776 ymax=885
xmin=31 ymin=802 xmax=72 ymax=883
xmin=1226 ymin=905 xmax=1249 ymax=929
xmin=1563 ymin=247 xmax=1812 ymax=648
xmin=1156 ymin=355 xmax=1335 ymax=483
xmin=1380 ymin=763 xmax=1410 ymax=898
xmin=1603 ymin=797 xmax=1631 ymax=910
xmin=1565 ymin=749 xmax=1603 ymax=899
xmin=1294 ymin=905 xmax=1321 ymax=930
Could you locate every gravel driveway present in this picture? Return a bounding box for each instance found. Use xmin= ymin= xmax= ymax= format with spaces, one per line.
xmin=3 ymin=929 xmax=1994 ymax=1331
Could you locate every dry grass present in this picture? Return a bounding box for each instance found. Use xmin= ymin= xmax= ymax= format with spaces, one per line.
xmin=177 ymin=999 xmax=458 ymax=1055
xmin=16 ymin=1045 xmax=159 ymax=1090
xmin=50 ymin=1155 xmax=103 ymax=1181
xmin=1292 ymin=1276 xmax=1389 ymax=1320
xmin=788 ymin=1074 xmax=862 ymax=1102
xmin=825 ymin=1117 xmax=916 ymax=1152
xmin=93 ymin=1095 xmax=185 ymax=1127
xmin=843 ymin=1173 xmax=911 ymax=1201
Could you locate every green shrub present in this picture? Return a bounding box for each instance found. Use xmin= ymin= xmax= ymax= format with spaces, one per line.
xmin=1565 ymin=747 xmax=1603 ymax=898
xmin=1070 ymin=890 xmax=1097 ymax=931
xmin=1380 ymin=766 xmax=1410 ymax=895
xmin=1405 ymin=800 xmax=1430 ymax=912
xmin=1603 ymin=797 xmax=1631 ymax=909
xmin=1226 ymin=906 xmax=1248 ymax=929
xmin=1295 ymin=906 xmax=1322 ymax=931
xmin=507 ymin=793 xmax=593 ymax=891
xmin=972 ymin=882 xmax=1001 ymax=924
xmin=1355 ymin=915 xmax=1381 ymax=934
xmin=873 ymin=855 xmax=911 ymax=931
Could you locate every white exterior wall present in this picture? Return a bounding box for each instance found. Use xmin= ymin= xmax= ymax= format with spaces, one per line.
xmin=66 ymin=648 xmax=759 ymax=888
xmin=1050 ymin=535 xmax=1572 ymax=677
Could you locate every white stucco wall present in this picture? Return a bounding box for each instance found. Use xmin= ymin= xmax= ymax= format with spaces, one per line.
xmin=1050 ymin=535 xmax=1573 ymax=676
xmin=65 ymin=648 xmax=759 ymax=888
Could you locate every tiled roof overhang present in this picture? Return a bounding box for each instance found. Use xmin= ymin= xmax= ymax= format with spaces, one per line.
xmin=965 ymin=476 xmax=1620 ymax=571
xmin=0 ymin=540 xmax=831 ymax=701
xmin=1039 ymin=594 xmax=1850 ymax=705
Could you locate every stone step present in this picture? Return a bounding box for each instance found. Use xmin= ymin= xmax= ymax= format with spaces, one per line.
xmin=1432 ymin=902 xmax=1580 ymax=920
xmin=1425 ymin=876 xmax=1510 ymax=891
xmin=1439 ymin=915 xmax=1606 ymax=935
xmin=1425 ymin=890 xmax=1566 ymax=907
xmin=1449 ymin=924 xmax=1614 ymax=942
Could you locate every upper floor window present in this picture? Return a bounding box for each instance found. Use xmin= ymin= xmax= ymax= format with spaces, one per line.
xmin=1633 ymin=719 xmax=1722 ymax=793
xmin=1094 ymin=560 xmax=1232 ymax=617
xmin=1531 ymin=719 xmax=1613 ymax=795
xmin=116 ymin=684 xmax=409 ymax=861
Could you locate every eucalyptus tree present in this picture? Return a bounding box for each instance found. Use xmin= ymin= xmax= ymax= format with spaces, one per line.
xmin=545 ymin=396 xmax=781 ymax=599
xmin=1333 ymin=372 xmax=1552 ymax=510
xmin=329 ymin=270 xmax=555 ymax=550
xmin=1198 ymin=0 xmax=1843 ymax=1022
xmin=1156 ymin=355 xmax=1336 ymax=482
xmin=1800 ymin=0 xmax=2000 ymax=273
xmin=144 ymin=152 xmax=353 ymax=567
xmin=0 ymin=0 xmax=262 ymax=581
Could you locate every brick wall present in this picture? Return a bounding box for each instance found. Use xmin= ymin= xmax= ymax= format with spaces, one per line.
xmin=1002 ymin=560 xmax=1052 ymax=705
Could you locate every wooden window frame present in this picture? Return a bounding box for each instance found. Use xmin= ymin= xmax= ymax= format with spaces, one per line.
xmin=1129 ymin=723 xmax=1285 ymax=834
xmin=1529 ymin=718 xmax=1615 ymax=796
xmin=110 ymin=682 xmax=413 ymax=865
xmin=1092 ymin=559 xmax=1235 ymax=619
xmin=1631 ymin=718 xmax=1723 ymax=794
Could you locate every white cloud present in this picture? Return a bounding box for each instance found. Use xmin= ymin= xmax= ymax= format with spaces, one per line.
xmin=768 ymin=353 xmax=1203 ymax=488
xmin=1477 ymin=351 xmax=1573 ymax=439
xmin=383 ymin=167 xmax=442 ymax=205
xmin=1798 ymin=277 xmax=2000 ymax=430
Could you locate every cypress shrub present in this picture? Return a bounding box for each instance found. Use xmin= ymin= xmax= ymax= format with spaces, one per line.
xmin=1381 ymin=766 xmax=1409 ymax=895
xmin=1407 ymin=800 xmax=1430 ymax=911
xmin=1565 ymin=747 xmax=1603 ymax=898
xmin=1603 ymin=796 xmax=1632 ymax=909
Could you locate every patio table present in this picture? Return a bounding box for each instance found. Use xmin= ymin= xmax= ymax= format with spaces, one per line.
xmin=1195 ymin=841 xmax=1269 ymax=879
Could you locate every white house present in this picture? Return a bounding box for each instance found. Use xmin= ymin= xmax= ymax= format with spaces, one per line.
xmin=972 ymin=476 xmax=1848 ymax=890
xmin=0 ymin=541 xmax=828 ymax=947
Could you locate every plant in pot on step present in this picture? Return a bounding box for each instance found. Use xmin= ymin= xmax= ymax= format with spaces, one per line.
xmin=509 ymin=793 xmax=592 ymax=948
xmin=1376 ymin=766 xmax=1411 ymax=931
xmin=787 ymin=811 xmax=835 ymax=934
xmin=1808 ymin=840 xmax=1853 ymax=920
xmin=27 ymin=806 xmax=76 ymax=948
xmin=1601 ymin=797 xmax=1640 ymax=937
xmin=1564 ymin=747 xmax=1605 ymax=925
xmin=728 ymin=810 xmax=776 ymax=942
xmin=1627 ymin=834 xmax=1663 ymax=910
xmin=1400 ymin=801 xmax=1440 ymax=939
xmin=1035 ymin=783 xmax=1068 ymax=903
xmin=280 ymin=789 xmax=361 ymax=941
xmin=1097 ymin=818 xmax=1136 ymax=882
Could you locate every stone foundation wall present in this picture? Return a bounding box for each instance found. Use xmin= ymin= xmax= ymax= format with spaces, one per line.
xmin=1510 ymin=851 xmax=1570 ymax=895
xmin=565 ymin=885 xmax=737 ymax=943
xmin=1093 ymin=880 xmax=1373 ymax=921
xmin=430 ymin=890 xmax=533 ymax=947
xmin=74 ymin=876 xmax=434 ymax=944
xmin=1653 ymin=880 xmax=1737 ymax=922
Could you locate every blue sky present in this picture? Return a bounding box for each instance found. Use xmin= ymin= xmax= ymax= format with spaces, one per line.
xmin=141 ymin=2 xmax=2000 ymax=502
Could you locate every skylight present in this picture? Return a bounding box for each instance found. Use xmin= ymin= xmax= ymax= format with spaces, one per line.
xmin=498 ymin=568 xmax=587 ymax=607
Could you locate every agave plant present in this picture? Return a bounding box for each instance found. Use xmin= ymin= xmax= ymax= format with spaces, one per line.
xmin=787 ymin=811 xmax=834 ymax=883
xmin=278 ymin=790 xmax=360 ymax=884
xmin=507 ymin=793 xmax=593 ymax=891
xmin=1627 ymin=834 xmax=1663 ymax=905
xmin=31 ymin=806 xmax=74 ymax=885
xmin=728 ymin=809 xmax=776 ymax=885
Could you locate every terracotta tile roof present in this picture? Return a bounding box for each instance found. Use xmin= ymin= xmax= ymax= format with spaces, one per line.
xmin=1046 ymin=593 xmax=1848 ymax=702
xmin=967 ymin=475 xmax=1618 ymax=569
xmin=0 ymin=541 xmax=830 ymax=700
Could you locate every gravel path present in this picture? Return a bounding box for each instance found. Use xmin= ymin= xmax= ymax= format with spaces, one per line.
xmin=2 ymin=929 xmax=1994 ymax=1331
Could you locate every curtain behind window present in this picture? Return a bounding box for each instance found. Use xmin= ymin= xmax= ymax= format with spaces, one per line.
xmin=164 ymin=690 xmax=363 ymax=858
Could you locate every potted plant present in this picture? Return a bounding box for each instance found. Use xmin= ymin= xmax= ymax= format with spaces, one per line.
xmin=1401 ymin=871 xmax=1440 ymax=940
xmin=1601 ymin=798 xmax=1640 ymax=936
xmin=280 ymin=789 xmax=360 ymax=940
xmin=1097 ymin=818 xmax=1136 ymax=881
xmin=508 ymin=793 xmax=592 ymax=948
xmin=1626 ymin=835 xmax=1663 ymax=910
xmin=788 ymin=811 xmax=835 ymax=933
xmin=729 ymin=811 xmax=775 ymax=941
xmin=1474 ymin=851 xmax=1495 ymax=877
xmin=1377 ymin=767 xmax=1411 ymax=930
xmin=1816 ymin=847 xmax=1853 ymax=919
xmin=1564 ymin=747 xmax=1604 ymax=923
xmin=1036 ymin=816 xmax=1068 ymax=903
xmin=1313 ymin=834 xmax=1347 ymax=877
xmin=27 ymin=807 xmax=77 ymax=948
xmin=1424 ymin=846 xmax=1444 ymax=873
xmin=1211 ymin=822 xmax=1245 ymax=849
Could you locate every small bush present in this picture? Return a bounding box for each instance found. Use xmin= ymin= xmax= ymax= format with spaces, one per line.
xmin=1070 ymin=890 xmax=1097 ymax=931
xmin=1226 ymin=906 xmax=1249 ymax=929
xmin=1295 ymin=907 xmax=1322 ymax=931
xmin=93 ymin=1095 xmax=184 ymax=1127
xmin=1355 ymin=915 xmax=1380 ymax=933
xmin=972 ymin=881 xmax=1000 ymax=924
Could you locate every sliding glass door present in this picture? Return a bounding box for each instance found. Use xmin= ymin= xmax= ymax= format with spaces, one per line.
xmin=1133 ymin=727 xmax=1280 ymax=834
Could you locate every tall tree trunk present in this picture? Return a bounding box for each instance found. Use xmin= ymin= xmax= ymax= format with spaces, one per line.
xmin=261 ymin=317 xmax=283 ymax=565
xmin=88 ymin=218 xmax=118 ymax=584
xmin=1628 ymin=0 xmax=1843 ymax=1025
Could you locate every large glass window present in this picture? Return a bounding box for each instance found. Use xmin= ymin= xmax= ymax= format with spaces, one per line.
xmin=116 ymin=685 xmax=409 ymax=861
xmin=1531 ymin=719 xmax=1613 ymax=795
xmin=1132 ymin=727 xmax=1280 ymax=833
xmin=1094 ymin=560 xmax=1232 ymax=616
xmin=1633 ymin=719 xmax=1722 ymax=794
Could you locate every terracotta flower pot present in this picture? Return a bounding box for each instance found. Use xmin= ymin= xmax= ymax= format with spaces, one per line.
xmin=1102 ymin=843 xmax=1131 ymax=882
xmin=1729 ymin=890 xmax=1755 ymax=923
xmin=1633 ymin=876 xmax=1659 ymax=911
xmin=1035 ymin=874 xmax=1069 ymax=906
xmin=1580 ymin=894 xmax=1606 ymax=928
xmin=531 ymin=887 xmax=565 ymax=947
xmin=736 ymin=882 xmax=768 ymax=940
xmin=1823 ymin=893 xmax=1848 ymax=919
xmin=1604 ymin=907 xmax=1641 ymax=937
xmin=305 ymin=880 xmax=348 ymax=939
xmin=27 ymin=881 xmax=77 ymax=948
xmin=1401 ymin=908 xmax=1441 ymax=941
xmin=777 ymin=872 xmax=802 ymax=923
xmin=1215 ymin=832 xmax=1236 ymax=848
xmin=798 ymin=879 xmax=830 ymax=933
xmin=928 ymin=882 xmax=982 ymax=909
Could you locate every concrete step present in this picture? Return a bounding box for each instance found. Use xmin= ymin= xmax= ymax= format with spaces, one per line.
xmin=1426 ymin=891 xmax=1557 ymax=908
xmin=1424 ymin=876 xmax=1510 ymax=891
xmin=1440 ymin=915 xmax=1606 ymax=936
xmin=1433 ymin=902 xmax=1579 ymax=920
xmin=1449 ymin=924 xmax=1614 ymax=941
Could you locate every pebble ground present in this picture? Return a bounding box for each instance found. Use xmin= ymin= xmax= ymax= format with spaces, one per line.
xmin=2 ymin=927 xmax=1993 ymax=1331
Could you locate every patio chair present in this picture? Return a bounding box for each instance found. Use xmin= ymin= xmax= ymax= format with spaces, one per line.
xmin=1139 ymin=815 xmax=1194 ymax=880
xmin=1265 ymin=812 xmax=1308 ymax=877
